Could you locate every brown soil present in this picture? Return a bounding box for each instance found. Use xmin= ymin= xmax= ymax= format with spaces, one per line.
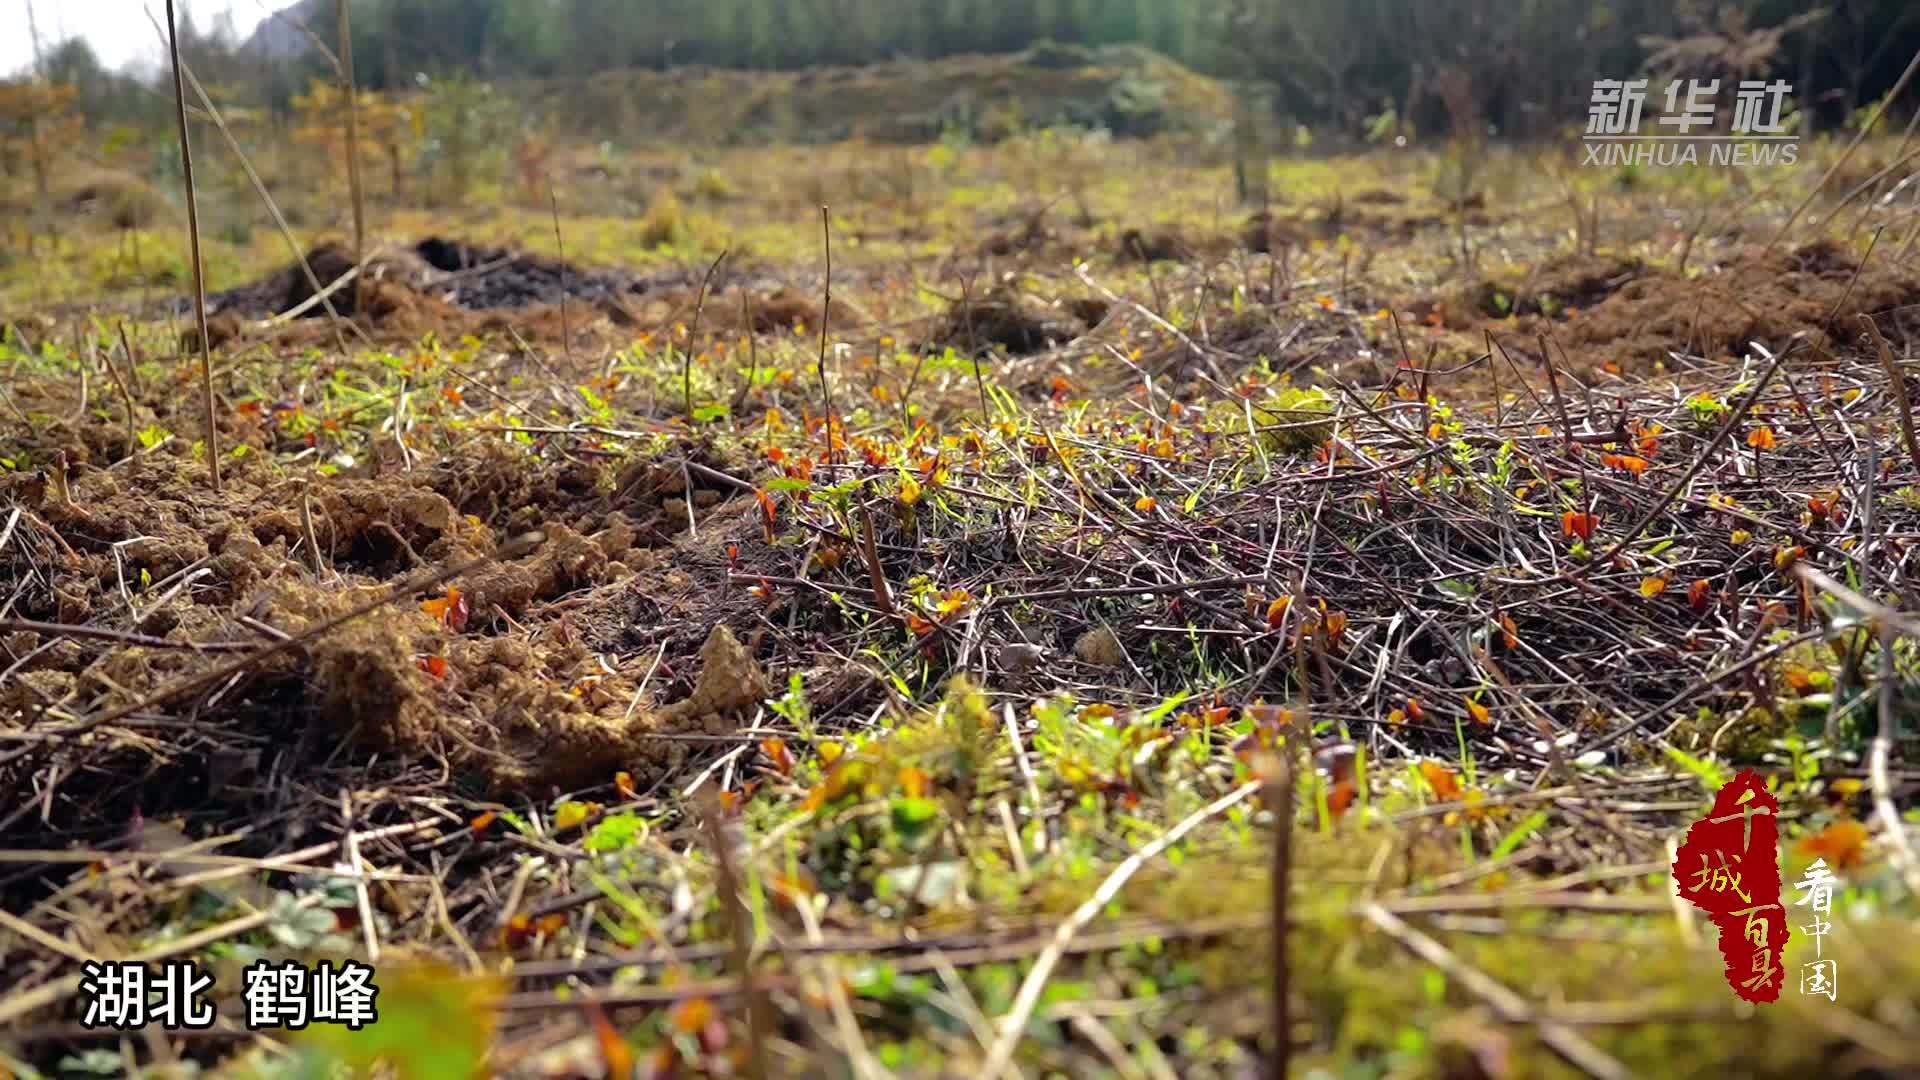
xmin=1241 ymin=212 xmax=1311 ymax=254
xmin=203 ymin=237 xmax=710 ymax=323
xmin=0 ymin=438 xmax=771 ymax=801
xmin=1461 ymin=255 xmax=1647 ymax=318
xmin=978 ymin=204 xmax=1063 ymax=257
xmin=927 ymin=285 xmax=1093 ymax=355
xmin=1243 ymin=200 xmax=1473 ymax=253
xmin=175 ymin=237 xmax=847 ymax=358
xmin=1118 ymin=226 xmax=1210 ymax=262
xmin=1428 ymin=240 xmax=1920 ymax=374
xmin=279 ymin=242 xmax=439 ymax=317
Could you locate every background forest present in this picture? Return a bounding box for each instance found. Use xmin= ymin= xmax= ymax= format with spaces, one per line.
xmin=16 ymin=0 xmax=1920 ymax=143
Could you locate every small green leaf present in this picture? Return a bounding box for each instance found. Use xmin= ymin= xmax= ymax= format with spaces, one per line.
xmin=889 ymin=796 xmax=941 ymax=838
xmin=1664 ymin=745 xmax=1730 ymax=795
xmin=584 ymin=812 xmax=646 ymax=855
xmin=1490 ymin=809 xmax=1550 ymax=860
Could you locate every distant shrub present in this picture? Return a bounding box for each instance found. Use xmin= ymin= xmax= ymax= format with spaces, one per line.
xmin=1102 ymin=77 xmax=1170 ymax=138
xmin=64 ymin=170 xmax=165 ymax=229
xmin=1025 ymin=40 xmax=1095 ymax=70
xmin=689 ymin=167 xmax=737 ymax=201
xmin=637 ymin=186 xmax=686 ymax=248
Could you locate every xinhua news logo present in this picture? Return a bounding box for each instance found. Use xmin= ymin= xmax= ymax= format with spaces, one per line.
xmin=1583 ymin=78 xmax=1799 ymax=168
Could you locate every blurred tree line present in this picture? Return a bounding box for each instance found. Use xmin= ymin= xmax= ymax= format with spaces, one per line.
xmin=9 ymin=0 xmax=1920 ymax=141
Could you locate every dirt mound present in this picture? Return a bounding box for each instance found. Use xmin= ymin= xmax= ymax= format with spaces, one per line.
xmin=411 ymin=236 xmax=677 ymax=309
xmin=927 ymin=285 xmax=1091 ymax=356
xmin=201 ymin=237 xmax=701 ymax=323
xmin=62 ymin=169 xmax=166 ymax=229
xmin=199 ymin=242 xmax=434 ymax=320
xmin=0 ymin=438 xmax=766 ymax=800
xmin=1462 ymin=255 xmax=1646 ymax=319
xmin=284 ymin=242 xmax=439 ymax=316
xmin=180 ymin=239 xmax=835 ymax=357
xmin=1117 ymin=225 xmax=1236 ymax=263
xmin=414 ymin=236 xmax=507 ymax=273
xmin=313 ymin=595 xmax=766 ymax=793
xmin=1566 ymin=241 xmax=1920 ymax=371
xmin=1430 ymin=241 xmax=1920 ymax=374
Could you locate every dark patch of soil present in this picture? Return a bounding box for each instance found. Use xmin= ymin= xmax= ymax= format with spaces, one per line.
xmin=200 ymin=237 xmax=707 ymax=322
xmin=281 ymin=242 xmax=439 ymax=317
xmin=1118 ymin=226 xmax=1196 ymax=262
xmin=1463 ymin=256 xmax=1647 ymax=319
xmin=979 ymin=204 xmax=1066 ymax=257
xmin=926 ymin=286 xmax=1092 ymax=356
xmin=411 ymin=237 xmax=673 ymax=310
xmin=983 ymin=218 xmax=1054 ymax=256
xmin=1064 ymin=296 xmax=1112 ymax=328
xmin=414 ymin=236 xmax=506 ymax=273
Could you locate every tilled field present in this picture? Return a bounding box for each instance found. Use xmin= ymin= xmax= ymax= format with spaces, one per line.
xmin=4 ymin=146 xmax=1920 ymax=1078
